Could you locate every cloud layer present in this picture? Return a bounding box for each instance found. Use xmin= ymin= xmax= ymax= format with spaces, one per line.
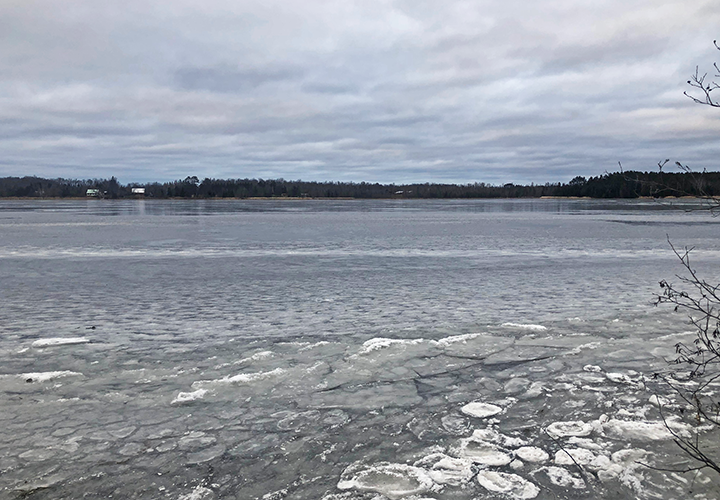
xmin=2 ymin=0 xmax=719 ymax=183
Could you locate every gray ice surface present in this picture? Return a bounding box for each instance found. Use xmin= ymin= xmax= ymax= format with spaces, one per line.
xmin=0 ymin=199 xmax=719 ymax=499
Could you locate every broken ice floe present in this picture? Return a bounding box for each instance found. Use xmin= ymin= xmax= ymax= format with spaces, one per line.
xmin=191 ymin=368 xmax=285 ymax=388
xmin=605 ymin=372 xmax=644 ymax=388
xmin=171 ymin=388 xmax=208 ymax=404
xmin=337 ymin=462 xmax=435 ymax=499
xmin=534 ymin=466 xmax=585 ymax=489
xmin=413 ymin=453 xmax=474 ymax=486
xmin=501 ymin=323 xmax=547 ymax=331
xmin=546 ymin=420 xmax=594 ymax=438
xmin=460 ymin=401 xmax=503 ymax=418
xmin=177 ymin=485 xmax=214 ymax=500
xmin=233 ymin=350 xmax=274 ymax=365
xmin=515 ymin=446 xmax=549 ymax=463
xmin=453 ymin=437 xmax=512 ymax=466
xmin=476 ymin=470 xmax=540 ymax=499
xmin=469 ymin=428 xmax=527 ymax=448
xmin=356 ymin=337 xmax=424 ymax=355
xmin=31 ymin=337 xmax=89 ymax=347
xmin=554 ymin=447 xmax=601 ymax=467
xmin=12 ymin=371 xmax=83 ymax=383
xmin=601 ymin=417 xmax=690 ymax=441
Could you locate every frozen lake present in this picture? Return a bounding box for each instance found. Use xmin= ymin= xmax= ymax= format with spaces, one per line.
xmin=1 ymin=198 xmax=719 ymax=500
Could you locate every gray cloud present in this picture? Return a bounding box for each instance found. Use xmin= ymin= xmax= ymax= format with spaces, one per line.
xmin=1 ymin=0 xmax=719 ymax=184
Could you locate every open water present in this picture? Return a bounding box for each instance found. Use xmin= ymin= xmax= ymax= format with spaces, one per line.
xmin=1 ymin=199 xmax=719 ymax=500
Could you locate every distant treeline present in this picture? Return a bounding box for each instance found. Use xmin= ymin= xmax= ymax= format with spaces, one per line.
xmin=0 ymin=171 xmax=718 ymax=199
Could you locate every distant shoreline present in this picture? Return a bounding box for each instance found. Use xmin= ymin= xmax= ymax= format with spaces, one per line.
xmin=0 ymin=195 xmax=705 ymax=201
xmin=2 ymin=170 xmax=719 ymax=200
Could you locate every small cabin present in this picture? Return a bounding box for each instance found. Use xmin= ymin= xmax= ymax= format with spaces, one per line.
xmin=86 ymin=189 xmax=100 ymax=197
xmin=131 ymin=187 xmax=146 ymax=195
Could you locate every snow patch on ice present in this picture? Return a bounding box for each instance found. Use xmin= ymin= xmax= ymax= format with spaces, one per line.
xmin=356 ymin=338 xmax=425 ymax=355
xmin=648 ymin=395 xmax=671 ymax=407
xmin=515 ymin=446 xmax=549 ymax=463
xmin=337 ymin=462 xmax=435 ymax=499
xmin=501 ymin=323 xmax=547 ymax=331
xmin=298 ymin=341 xmax=330 ymax=352
xmin=233 ymin=351 xmax=273 ymax=365
xmin=32 ymin=337 xmax=89 ymax=347
xmin=171 ymin=389 xmax=208 ymax=404
xmin=16 ymin=371 xmax=82 ymax=382
xmin=536 ymin=466 xmax=585 ymax=489
xmin=606 ymin=372 xmax=643 ymax=388
xmin=460 ymin=402 xmax=502 ymax=418
xmin=554 ymin=448 xmax=601 ymax=467
xmin=470 ymin=428 xmax=527 ymax=448
xmin=476 ymin=471 xmax=540 ymax=499
xmin=546 ymin=421 xmax=594 ymax=438
xmin=177 ymin=486 xmax=214 ymax=500
xmin=595 ymin=449 xmax=649 ymax=494
xmin=453 ymin=433 xmax=514 ymax=466
xmin=600 ymin=418 xmax=690 ymax=441
xmin=566 ymin=437 xmax=604 ymax=450
xmin=414 ymin=453 xmax=474 ymax=486
xmin=432 ymin=333 xmax=484 ymax=346
xmin=191 ymin=368 xmax=285 ymax=388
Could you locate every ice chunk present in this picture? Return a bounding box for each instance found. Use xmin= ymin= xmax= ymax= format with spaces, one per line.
xmin=476 ymin=471 xmax=540 ymax=499
xmin=337 ymin=462 xmax=434 ymax=500
xmin=594 ymin=449 xmax=649 ymax=493
xmin=606 ymin=372 xmax=642 ymax=387
xmin=523 ymin=381 xmax=545 ymax=398
xmin=648 ymin=395 xmax=671 ymax=407
xmin=431 ymin=333 xmax=484 ymax=346
xmin=17 ymin=371 xmax=82 ymax=383
xmin=178 ymin=486 xmax=214 ymax=500
xmin=356 ymin=337 xmax=424 ymax=355
xmin=501 ymin=323 xmax=547 ymax=331
xmin=172 ymin=389 xmax=208 ymax=404
xmin=515 ymin=446 xmax=549 ymax=463
xmin=470 ymin=428 xmax=527 ymax=448
xmin=554 ymin=448 xmax=597 ymax=466
xmin=460 ymin=402 xmax=502 ymax=418
xmin=504 ymin=378 xmax=530 ymax=394
xmin=178 ymin=431 xmax=216 ymax=450
xmin=441 ymin=414 xmax=470 ymax=434
xmin=19 ymin=448 xmax=56 ymax=461
xmin=414 ymin=453 xmax=474 ymax=486
xmin=233 ymin=351 xmax=274 ymax=365
xmin=191 ymin=368 xmax=285 ymax=388
xmin=612 ymin=448 xmax=648 ymax=465
xmin=537 ymin=466 xmax=585 ymax=489
xmin=32 ymin=337 xmax=89 ymax=347
xmin=454 ymin=439 xmax=512 ymax=466
xmin=276 ymin=410 xmax=321 ymax=431
xmin=566 ymin=437 xmax=603 ymax=450
xmin=546 ymin=421 xmax=593 ymax=438
xmin=600 ymin=418 xmax=690 ymax=440
xmin=186 ymin=444 xmax=226 ymax=464
xmin=118 ymin=443 xmax=145 ymax=456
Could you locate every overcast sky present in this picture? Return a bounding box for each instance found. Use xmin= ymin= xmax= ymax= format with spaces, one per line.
xmin=1 ymin=0 xmax=719 ymax=184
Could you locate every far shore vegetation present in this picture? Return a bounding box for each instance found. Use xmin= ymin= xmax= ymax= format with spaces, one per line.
xmin=1 ymin=169 xmax=719 ymax=200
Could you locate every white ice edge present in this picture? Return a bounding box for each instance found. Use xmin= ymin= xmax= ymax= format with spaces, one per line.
xmin=501 ymin=322 xmax=547 ymax=331
xmin=172 ymin=388 xmax=208 ymax=404
xmin=191 ymin=367 xmax=285 ymax=388
xmin=32 ymin=337 xmax=89 ymax=347
xmin=10 ymin=371 xmax=83 ymax=382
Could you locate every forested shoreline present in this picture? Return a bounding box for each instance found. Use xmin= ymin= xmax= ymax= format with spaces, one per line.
xmin=1 ymin=170 xmax=719 ymax=199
